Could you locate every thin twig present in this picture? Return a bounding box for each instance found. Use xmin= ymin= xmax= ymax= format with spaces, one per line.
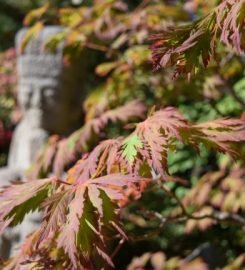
xmin=110 ymin=238 xmax=125 ymax=260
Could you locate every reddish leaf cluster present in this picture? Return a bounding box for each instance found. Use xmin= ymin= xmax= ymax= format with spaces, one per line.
xmin=22 ymin=0 xmax=188 ymax=54
xmin=28 ymin=100 xmax=146 ymax=179
xmin=120 ymin=108 xmax=245 ymax=177
xmin=0 ymin=107 xmax=244 ymax=269
xmin=150 ymin=0 xmax=245 ymax=77
xmin=0 ymin=170 xmax=141 ymax=268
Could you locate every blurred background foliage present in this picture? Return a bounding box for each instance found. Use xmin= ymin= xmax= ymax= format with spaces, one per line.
xmin=0 ymin=0 xmax=244 ymax=269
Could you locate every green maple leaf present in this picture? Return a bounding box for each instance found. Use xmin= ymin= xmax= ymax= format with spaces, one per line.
xmin=122 ymin=134 xmax=143 ymax=164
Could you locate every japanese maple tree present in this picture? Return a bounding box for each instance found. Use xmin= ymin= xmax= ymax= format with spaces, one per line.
xmin=0 ymin=0 xmax=244 ymax=269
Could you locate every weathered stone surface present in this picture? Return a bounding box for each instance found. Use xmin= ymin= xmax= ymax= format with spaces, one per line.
xmin=0 ymin=26 xmax=86 ymax=259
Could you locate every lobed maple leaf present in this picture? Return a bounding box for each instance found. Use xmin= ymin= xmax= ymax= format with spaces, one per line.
xmin=0 ymin=178 xmax=58 ymax=234
xmin=119 ymin=107 xmax=191 ymax=176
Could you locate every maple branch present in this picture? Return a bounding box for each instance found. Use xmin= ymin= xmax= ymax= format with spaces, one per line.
xmin=127 ymin=215 xmax=167 ymax=242
xmin=159 ymin=183 xmax=245 ymax=224
xmin=148 ymin=209 xmax=245 ymax=225
xmin=126 ymin=180 xmax=245 ymax=242
xmin=210 ymin=211 xmax=245 ymax=224
xmin=128 ymin=207 xmax=245 ymax=242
